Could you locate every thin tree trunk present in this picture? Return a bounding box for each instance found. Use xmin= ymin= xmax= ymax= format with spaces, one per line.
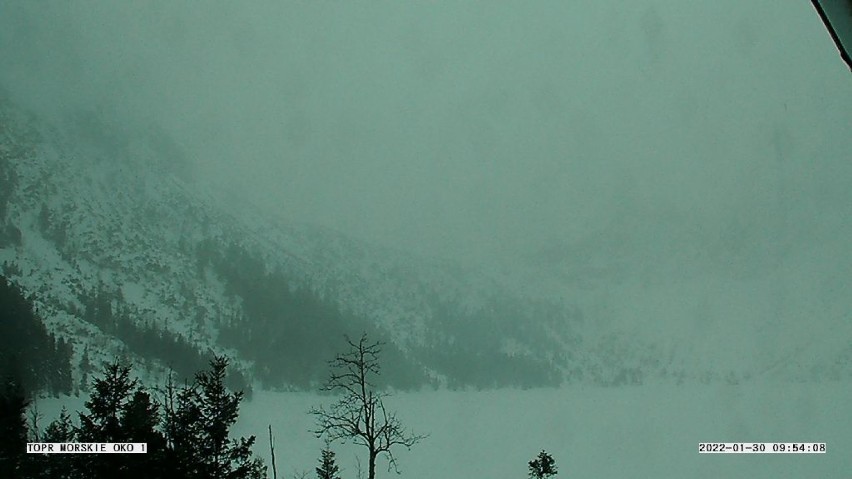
xmin=268 ymin=425 xmax=278 ymax=479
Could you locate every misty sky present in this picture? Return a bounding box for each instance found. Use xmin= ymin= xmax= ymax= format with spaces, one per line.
xmin=1 ymin=0 xmax=850 ymax=268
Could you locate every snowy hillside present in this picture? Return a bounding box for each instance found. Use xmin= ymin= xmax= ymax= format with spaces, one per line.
xmin=0 ymin=95 xmax=583 ymax=391
xmin=1 ymin=88 xmax=849 ymax=393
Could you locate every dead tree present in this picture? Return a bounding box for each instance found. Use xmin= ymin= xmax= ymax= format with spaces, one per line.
xmin=310 ymin=333 xmax=426 ymax=479
xmin=269 ymin=425 xmax=278 ymax=479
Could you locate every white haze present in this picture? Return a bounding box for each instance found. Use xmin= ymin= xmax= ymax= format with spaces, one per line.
xmin=1 ymin=0 xmax=850 ymax=266
xmin=236 ymin=385 xmax=852 ymax=478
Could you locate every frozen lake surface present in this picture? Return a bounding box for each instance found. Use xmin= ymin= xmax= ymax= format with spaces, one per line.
xmin=233 ymin=382 xmax=852 ymax=478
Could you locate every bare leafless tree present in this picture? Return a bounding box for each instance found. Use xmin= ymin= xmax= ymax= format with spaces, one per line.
xmin=310 ymin=333 xmax=426 ymax=479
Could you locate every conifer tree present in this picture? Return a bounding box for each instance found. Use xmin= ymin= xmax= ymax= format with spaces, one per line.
xmin=43 ymin=406 xmax=75 ymax=442
xmin=79 ymin=346 xmax=93 ymax=393
xmin=122 ymin=389 xmax=167 ymax=479
xmin=0 ymin=275 xmax=72 ymax=396
xmin=77 ymin=360 xmax=167 ymax=478
xmin=51 ymin=338 xmax=73 ymax=395
xmin=161 ymin=375 xmax=203 ymax=478
xmin=197 ymin=355 xmax=265 ymax=479
xmin=164 ymin=355 xmax=265 ymax=479
xmin=0 ymin=381 xmax=29 ymax=478
xmin=316 ymin=444 xmax=342 ymax=479
xmin=78 ymin=361 xmax=138 ymax=442
xmin=196 ymin=355 xmax=240 ymax=477
xmin=528 ymin=450 xmax=558 ymax=479
xmin=76 ymin=360 xmax=135 ymax=478
xmin=26 ymin=356 xmax=266 ymax=479
xmin=37 ymin=407 xmax=77 ymax=479
xmin=122 ymin=390 xmax=161 ymax=441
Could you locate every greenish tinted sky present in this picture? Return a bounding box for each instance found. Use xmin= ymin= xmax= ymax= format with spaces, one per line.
xmin=1 ymin=0 xmax=850 ymax=269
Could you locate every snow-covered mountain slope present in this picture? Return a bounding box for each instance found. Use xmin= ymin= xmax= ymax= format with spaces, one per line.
xmin=501 ymin=189 xmax=852 ymax=385
xmin=1 ymin=92 xmax=848 ymax=393
xmin=0 ymin=95 xmax=585 ymax=390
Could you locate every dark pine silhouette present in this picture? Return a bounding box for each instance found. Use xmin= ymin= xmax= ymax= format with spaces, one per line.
xmin=315 ymin=443 xmax=342 ymax=479
xmin=0 ymin=381 xmax=30 ymax=477
xmin=528 ymin=450 xmax=558 ymax=479
xmin=18 ymin=357 xmax=267 ymax=478
xmin=0 ymin=274 xmax=72 ymax=397
xmin=162 ymin=355 xmax=266 ymax=479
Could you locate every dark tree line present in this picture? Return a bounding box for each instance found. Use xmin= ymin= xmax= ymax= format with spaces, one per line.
xmin=0 ymin=275 xmax=72 ymax=397
xmin=208 ymin=241 xmax=424 ymax=391
xmin=0 ymin=381 xmax=31 ymax=477
xmin=0 ymin=186 xmax=22 ymax=245
xmin=0 ymin=114 xmax=21 ymax=225
xmin=420 ymin=295 xmax=561 ymax=389
xmin=79 ymin=284 xmax=252 ymax=397
xmin=1 ymin=356 xmax=265 ymax=479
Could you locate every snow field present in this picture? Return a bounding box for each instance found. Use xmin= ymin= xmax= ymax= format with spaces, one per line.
xmin=235 ymin=382 xmax=852 ymax=479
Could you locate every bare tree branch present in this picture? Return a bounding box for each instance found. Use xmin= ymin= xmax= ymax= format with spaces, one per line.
xmin=310 ymin=333 xmax=426 ymax=479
